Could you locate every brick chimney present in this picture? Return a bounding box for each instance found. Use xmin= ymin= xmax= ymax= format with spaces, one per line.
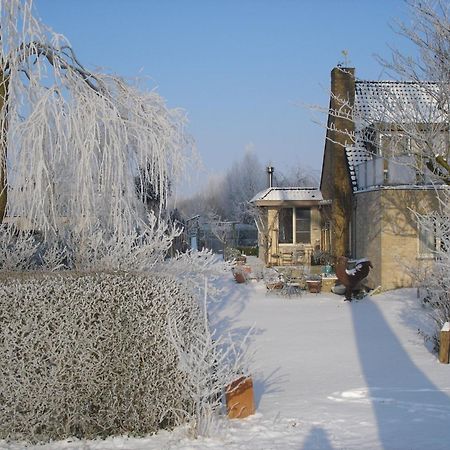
xmin=320 ymin=67 xmax=355 ymax=258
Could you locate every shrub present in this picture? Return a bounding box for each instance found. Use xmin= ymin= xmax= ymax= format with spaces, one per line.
xmin=0 ymin=271 xmax=205 ymax=442
xmin=236 ymin=246 xmax=258 ymax=257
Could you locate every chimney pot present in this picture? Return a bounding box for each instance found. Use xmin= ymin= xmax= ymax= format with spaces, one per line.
xmin=267 ymin=166 xmax=274 ymax=188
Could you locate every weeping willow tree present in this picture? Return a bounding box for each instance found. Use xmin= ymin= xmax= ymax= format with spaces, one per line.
xmin=0 ymin=0 xmax=194 ymax=270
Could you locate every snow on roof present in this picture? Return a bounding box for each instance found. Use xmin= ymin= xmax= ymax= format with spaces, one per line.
xmin=354 ymin=80 xmax=445 ymax=128
xmin=250 ymin=187 xmax=323 ymax=203
xmin=346 ymin=80 xmax=446 ymax=191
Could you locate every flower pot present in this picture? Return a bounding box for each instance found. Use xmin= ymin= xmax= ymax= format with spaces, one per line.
xmin=233 ymin=272 xmax=246 ymax=283
xmin=226 ymin=376 xmax=255 ymax=419
xmin=306 ymin=280 xmax=322 ymax=293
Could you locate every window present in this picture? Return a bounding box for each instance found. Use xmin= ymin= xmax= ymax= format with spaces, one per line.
xmin=278 ymin=207 xmax=311 ymax=244
xmin=418 ymin=223 xmax=436 ymax=257
xmin=418 ymin=217 xmax=445 ymax=258
xmin=279 ymin=208 xmax=293 ymax=243
xmin=295 ymin=208 xmax=311 ymax=243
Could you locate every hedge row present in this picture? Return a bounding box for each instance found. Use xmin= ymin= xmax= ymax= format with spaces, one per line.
xmin=0 ymin=271 xmax=205 ymax=442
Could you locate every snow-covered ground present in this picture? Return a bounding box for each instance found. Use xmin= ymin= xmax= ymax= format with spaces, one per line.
xmin=4 ymin=266 xmax=450 ymax=450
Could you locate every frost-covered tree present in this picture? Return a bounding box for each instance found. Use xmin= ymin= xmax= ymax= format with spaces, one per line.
xmin=273 ymin=165 xmax=319 ymax=188
xmin=376 ymin=0 xmax=449 ymax=183
xmin=224 ymin=148 xmax=266 ymax=223
xmin=380 ymin=0 xmax=450 ymax=338
xmin=0 ymin=1 xmax=253 ymax=442
xmin=0 ymin=0 xmax=194 ymax=270
xmin=178 ymin=149 xmax=265 ymax=223
xmin=314 ymin=1 xmax=449 ymax=335
xmin=416 ymin=195 xmax=450 ymax=329
xmin=312 ymin=1 xmax=449 ymax=183
xmin=179 ymin=149 xmax=318 ymax=226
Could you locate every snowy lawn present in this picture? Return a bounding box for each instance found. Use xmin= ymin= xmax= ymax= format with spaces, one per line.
xmin=4 ymin=270 xmax=450 ymax=450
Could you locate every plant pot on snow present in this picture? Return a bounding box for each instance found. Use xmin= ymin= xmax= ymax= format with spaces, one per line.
xmin=225 ymin=376 xmax=255 ymax=419
xmin=233 ymin=270 xmax=246 ymax=283
xmin=306 ymin=279 xmax=322 ymax=293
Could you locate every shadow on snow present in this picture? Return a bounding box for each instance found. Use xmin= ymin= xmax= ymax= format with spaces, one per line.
xmin=351 ymin=297 xmax=450 ymax=449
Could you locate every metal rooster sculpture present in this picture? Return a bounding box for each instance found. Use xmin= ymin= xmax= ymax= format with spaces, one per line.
xmin=335 ymin=256 xmax=373 ymax=301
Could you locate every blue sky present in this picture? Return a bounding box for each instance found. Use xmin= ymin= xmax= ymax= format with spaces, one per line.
xmin=33 ymin=0 xmax=415 ymax=194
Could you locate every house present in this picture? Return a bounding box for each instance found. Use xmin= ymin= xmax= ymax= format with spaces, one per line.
xmin=320 ymin=67 xmax=448 ymax=290
xmin=250 ymin=183 xmax=330 ymax=266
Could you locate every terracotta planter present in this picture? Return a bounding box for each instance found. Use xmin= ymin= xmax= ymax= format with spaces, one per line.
xmin=233 ymin=272 xmax=246 ymax=283
xmin=226 ymin=376 xmax=255 ymax=419
xmin=306 ymin=280 xmax=322 ymax=293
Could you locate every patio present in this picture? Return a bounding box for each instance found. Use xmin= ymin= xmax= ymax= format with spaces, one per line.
xmin=232 ymin=256 xmax=339 ymax=295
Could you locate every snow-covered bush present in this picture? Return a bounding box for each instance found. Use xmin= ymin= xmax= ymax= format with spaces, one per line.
xmin=0 ymin=271 xmax=205 ymax=442
xmin=0 ymin=1 xmax=252 ymax=443
xmin=416 ymin=189 xmax=450 ymax=344
xmin=0 ymin=253 xmax=252 ymax=442
xmin=163 ymin=250 xmax=252 ymax=437
xmin=0 ymin=216 xmax=180 ymax=272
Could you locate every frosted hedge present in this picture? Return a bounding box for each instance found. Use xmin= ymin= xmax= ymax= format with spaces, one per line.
xmin=0 ymin=0 xmax=251 ymax=443
xmin=0 ymin=271 xmax=205 ymax=442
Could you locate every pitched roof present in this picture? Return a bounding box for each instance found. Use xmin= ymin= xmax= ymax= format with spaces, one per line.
xmin=354 ymin=80 xmax=445 ymax=128
xmin=347 ymin=80 xmax=446 ymax=191
xmin=250 ymin=187 xmax=323 ymax=203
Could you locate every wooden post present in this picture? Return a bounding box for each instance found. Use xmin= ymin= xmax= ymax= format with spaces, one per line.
xmin=225 ymin=376 xmax=255 ymax=419
xmin=439 ymin=322 xmax=450 ymax=364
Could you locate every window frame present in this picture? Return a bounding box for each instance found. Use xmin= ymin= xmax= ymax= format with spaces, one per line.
xmin=278 ymin=207 xmax=311 ymax=245
xmin=278 ymin=208 xmax=293 ymax=244
xmin=417 ymin=220 xmax=441 ymax=259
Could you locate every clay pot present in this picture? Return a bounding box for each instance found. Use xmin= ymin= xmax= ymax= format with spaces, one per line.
xmin=306 ymin=280 xmax=322 ymax=293
xmin=233 ymin=272 xmax=246 ymax=283
xmin=226 ymin=376 xmax=255 ymax=419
